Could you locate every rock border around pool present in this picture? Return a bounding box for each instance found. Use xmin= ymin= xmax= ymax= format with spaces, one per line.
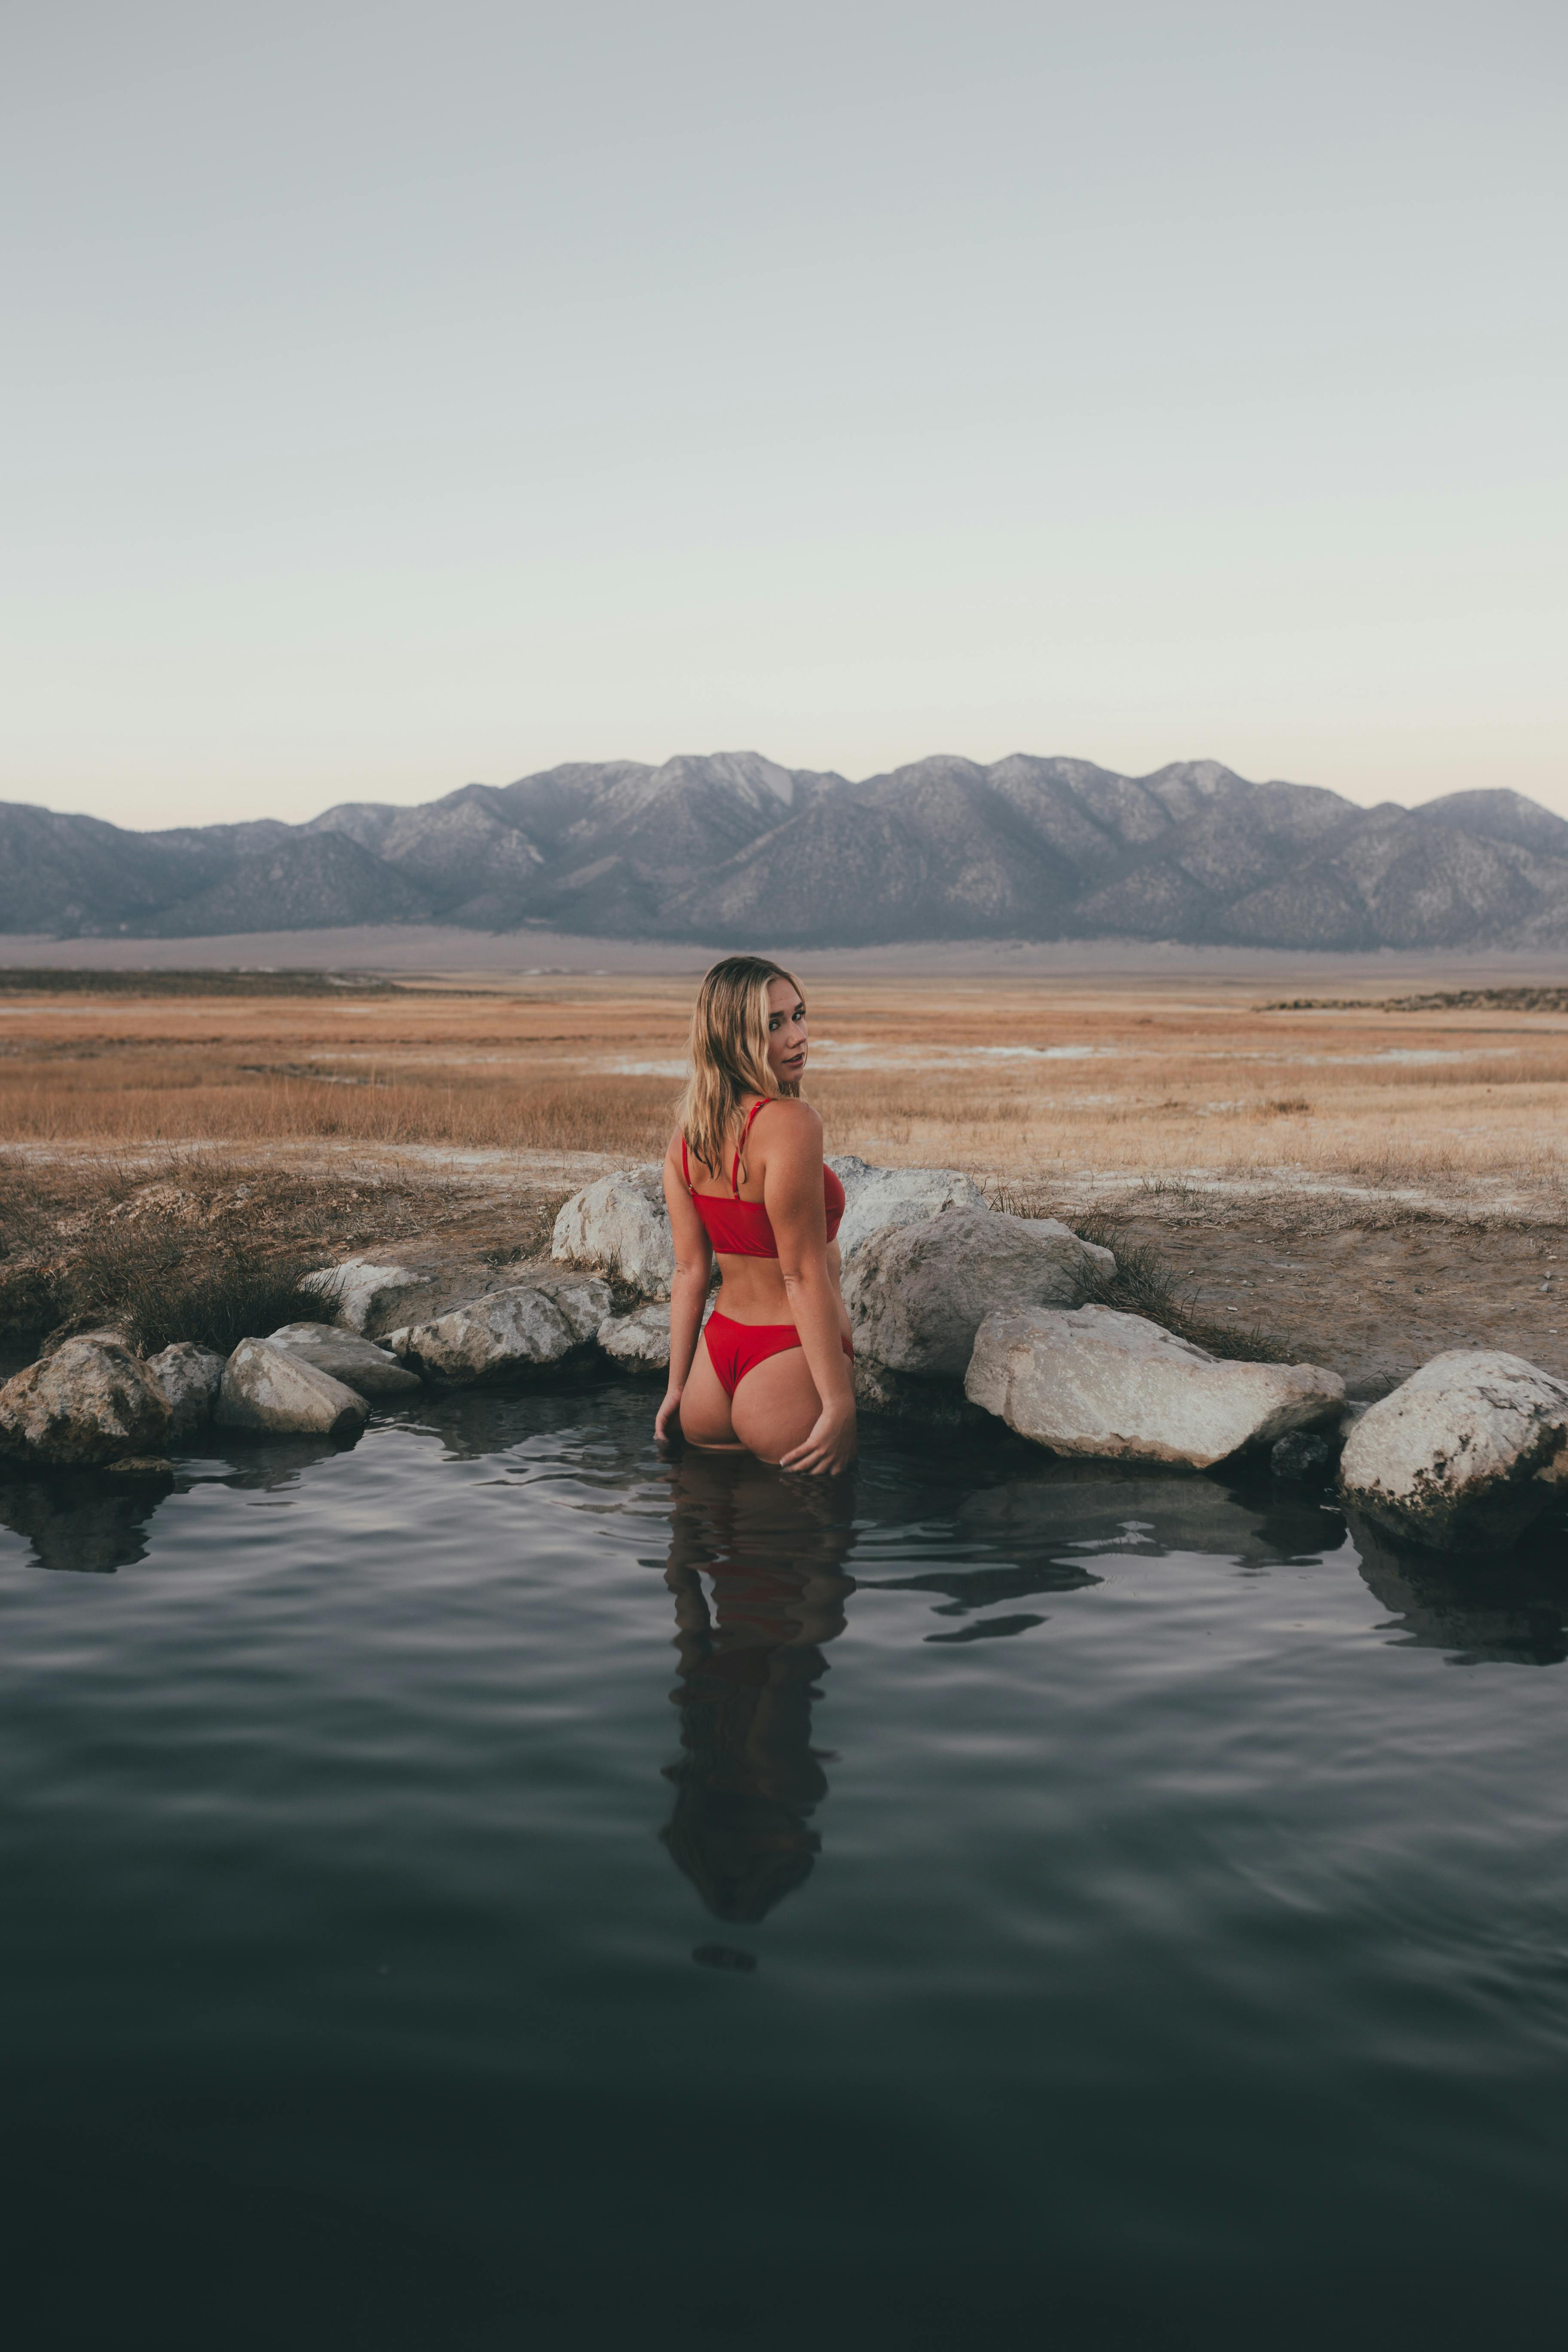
xmin=3 ymin=1161 xmax=1564 ymax=1559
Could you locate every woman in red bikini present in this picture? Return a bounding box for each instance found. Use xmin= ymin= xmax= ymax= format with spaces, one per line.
xmin=655 ymin=956 xmax=856 ymax=1477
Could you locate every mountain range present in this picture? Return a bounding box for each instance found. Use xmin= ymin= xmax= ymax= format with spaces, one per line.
xmin=5 ymin=751 xmax=1568 ymax=950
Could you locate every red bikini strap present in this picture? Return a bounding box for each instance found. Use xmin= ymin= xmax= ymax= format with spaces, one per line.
xmin=731 ymin=1096 xmax=769 ymax=1194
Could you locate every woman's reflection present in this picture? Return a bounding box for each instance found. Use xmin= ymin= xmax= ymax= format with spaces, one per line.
xmin=659 ymin=1451 xmax=858 ymax=1924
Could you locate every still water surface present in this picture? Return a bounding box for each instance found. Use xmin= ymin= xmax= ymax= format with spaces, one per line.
xmin=3 ymin=1390 xmax=1568 ymax=2350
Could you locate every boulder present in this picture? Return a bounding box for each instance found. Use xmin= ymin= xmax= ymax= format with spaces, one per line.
xmin=301 ymin=1256 xmax=499 ymax=1338
xmin=551 ymin=1165 xmax=675 ymax=1298
xmin=0 ymin=1332 xmax=174 ymax=1467
xmin=598 ymin=1302 xmax=674 ymax=1373
xmin=965 ymin=1304 xmax=1345 ymax=1467
xmin=597 ymin=1296 xmax=718 ymax=1375
xmin=215 ymin=1338 xmax=370 ymax=1439
xmin=826 ymin=1158 xmax=989 ymax=1261
xmin=1338 ymin=1349 xmax=1568 ymax=1552
xmin=266 ymin=1322 xmax=423 ymax=1397
xmin=397 ymin=1274 xmax=612 ymax=1386
xmin=145 ymin=1342 xmax=227 ymax=1439
xmin=844 ymin=1207 xmax=1115 ymax=1379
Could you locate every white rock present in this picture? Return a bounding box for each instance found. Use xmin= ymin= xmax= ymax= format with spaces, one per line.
xmin=145 ymin=1342 xmax=226 ymax=1437
xmin=0 ymin=1332 xmax=174 ymax=1467
xmin=551 ymin=1165 xmax=675 ymax=1298
xmin=399 ymin=1275 xmax=612 ymax=1384
xmin=843 ymin=1207 xmax=1115 ymax=1379
xmin=215 ymin=1338 xmax=371 ymax=1439
xmin=1339 ymin=1349 xmax=1568 ymax=1551
xmin=266 ymin=1321 xmax=423 ymax=1397
xmin=826 ymin=1159 xmax=989 ymax=1261
xmin=965 ymin=1304 xmax=1345 ymax=1467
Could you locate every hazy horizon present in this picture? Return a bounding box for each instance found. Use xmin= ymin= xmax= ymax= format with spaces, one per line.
xmin=4 ymin=0 xmax=1564 ymax=831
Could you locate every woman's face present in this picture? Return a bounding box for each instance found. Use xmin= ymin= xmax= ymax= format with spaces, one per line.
xmin=764 ymin=977 xmax=808 ymax=1087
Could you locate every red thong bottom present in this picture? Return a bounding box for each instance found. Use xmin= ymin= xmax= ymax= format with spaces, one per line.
xmin=702 ymin=1311 xmax=855 ymax=1403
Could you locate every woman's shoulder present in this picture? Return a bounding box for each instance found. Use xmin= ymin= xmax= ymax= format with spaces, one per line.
xmin=752 ymin=1096 xmax=823 ymax=1148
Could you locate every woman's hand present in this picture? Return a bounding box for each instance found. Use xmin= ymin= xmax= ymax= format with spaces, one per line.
xmin=654 ymin=1387 xmax=684 ymax=1447
xmin=780 ymin=1403 xmax=857 ymax=1477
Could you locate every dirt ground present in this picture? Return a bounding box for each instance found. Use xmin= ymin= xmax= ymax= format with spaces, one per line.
xmin=1079 ymin=1200 xmax=1567 ymax=1398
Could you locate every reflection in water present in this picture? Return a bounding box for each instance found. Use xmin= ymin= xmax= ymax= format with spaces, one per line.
xmin=0 ymin=1439 xmax=375 ymax=1575
xmin=1348 ymin=1508 xmax=1568 ymax=1666
xmin=658 ymin=1454 xmax=858 ymax=1925
xmin=0 ymin=1467 xmax=162 ymax=1574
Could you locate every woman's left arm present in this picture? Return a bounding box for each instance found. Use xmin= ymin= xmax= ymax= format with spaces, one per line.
xmin=658 ymin=1144 xmax=714 ymax=1445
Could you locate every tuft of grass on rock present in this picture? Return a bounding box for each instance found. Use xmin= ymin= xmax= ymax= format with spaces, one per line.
xmin=1068 ymin=1210 xmax=1289 ymax=1363
xmin=988 ymin=1183 xmax=1290 ymax=1363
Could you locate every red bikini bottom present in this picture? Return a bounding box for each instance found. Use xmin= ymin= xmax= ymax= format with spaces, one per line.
xmin=702 ymin=1311 xmax=854 ymax=1402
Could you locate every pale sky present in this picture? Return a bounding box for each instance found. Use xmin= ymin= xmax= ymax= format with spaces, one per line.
xmin=3 ymin=0 xmax=1564 ymax=831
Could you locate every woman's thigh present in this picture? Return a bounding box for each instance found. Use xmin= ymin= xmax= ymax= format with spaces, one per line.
xmin=730 ymin=1345 xmax=824 ymax=1464
xmin=678 ymin=1333 xmax=738 ymax=1448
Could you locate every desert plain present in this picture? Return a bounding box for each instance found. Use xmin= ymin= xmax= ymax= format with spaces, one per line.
xmin=3 ymin=945 xmax=1567 ymax=1400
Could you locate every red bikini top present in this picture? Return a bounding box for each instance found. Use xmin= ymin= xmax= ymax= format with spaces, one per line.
xmin=682 ymin=1097 xmax=846 ymax=1258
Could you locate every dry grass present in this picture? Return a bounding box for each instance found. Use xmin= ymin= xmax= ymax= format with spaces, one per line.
xmin=0 ymin=1065 xmax=672 ymax=1157
xmin=0 ymin=1150 xmax=569 ymax=1356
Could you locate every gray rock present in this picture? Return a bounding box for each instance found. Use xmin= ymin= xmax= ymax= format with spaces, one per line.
xmin=826 ymin=1159 xmax=990 ymax=1261
xmin=215 ymin=1338 xmax=371 ymax=1439
xmin=398 ymin=1274 xmax=613 ymax=1385
xmin=1338 ymin=1349 xmax=1568 ymax=1552
xmin=1271 ymin=1427 xmax=1334 ymax=1480
xmin=0 ymin=1332 xmax=174 ymax=1467
xmin=596 ymin=1295 xmax=718 ymax=1375
xmin=965 ymin=1304 xmax=1345 ymax=1467
xmin=598 ymin=1302 xmax=674 ymax=1373
xmin=300 ymin=1257 xmax=413 ymax=1332
xmin=266 ymin=1322 xmax=423 ymax=1397
xmin=843 ymin=1207 xmax=1115 ymax=1379
xmin=145 ymin=1342 xmax=226 ymax=1438
xmin=551 ymin=1165 xmax=675 ymax=1298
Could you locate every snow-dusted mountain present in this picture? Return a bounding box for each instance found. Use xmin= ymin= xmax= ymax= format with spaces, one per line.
xmin=6 ymin=750 xmax=1568 ymax=949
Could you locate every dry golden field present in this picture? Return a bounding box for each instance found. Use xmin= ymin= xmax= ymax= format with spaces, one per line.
xmin=2 ymin=966 xmax=1566 ymax=1210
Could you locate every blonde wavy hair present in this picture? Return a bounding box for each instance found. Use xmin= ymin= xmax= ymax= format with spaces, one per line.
xmin=677 ymin=955 xmax=805 ymax=1182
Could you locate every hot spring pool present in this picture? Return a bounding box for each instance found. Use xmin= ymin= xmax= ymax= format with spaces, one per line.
xmin=3 ymin=1389 xmax=1567 ymax=2350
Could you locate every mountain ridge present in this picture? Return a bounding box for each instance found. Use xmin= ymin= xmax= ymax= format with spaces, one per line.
xmin=5 ymin=752 xmax=1568 ymax=951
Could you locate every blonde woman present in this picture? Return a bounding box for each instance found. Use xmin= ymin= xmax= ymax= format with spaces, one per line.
xmin=655 ymin=956 xmax=857 ymax=1476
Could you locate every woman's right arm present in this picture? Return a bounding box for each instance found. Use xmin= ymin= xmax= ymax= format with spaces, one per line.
xmin=657 ymin=1144 xmax=714 ymax=1445
xmin=766 ymin=1106 xmax=858 ymax=1476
